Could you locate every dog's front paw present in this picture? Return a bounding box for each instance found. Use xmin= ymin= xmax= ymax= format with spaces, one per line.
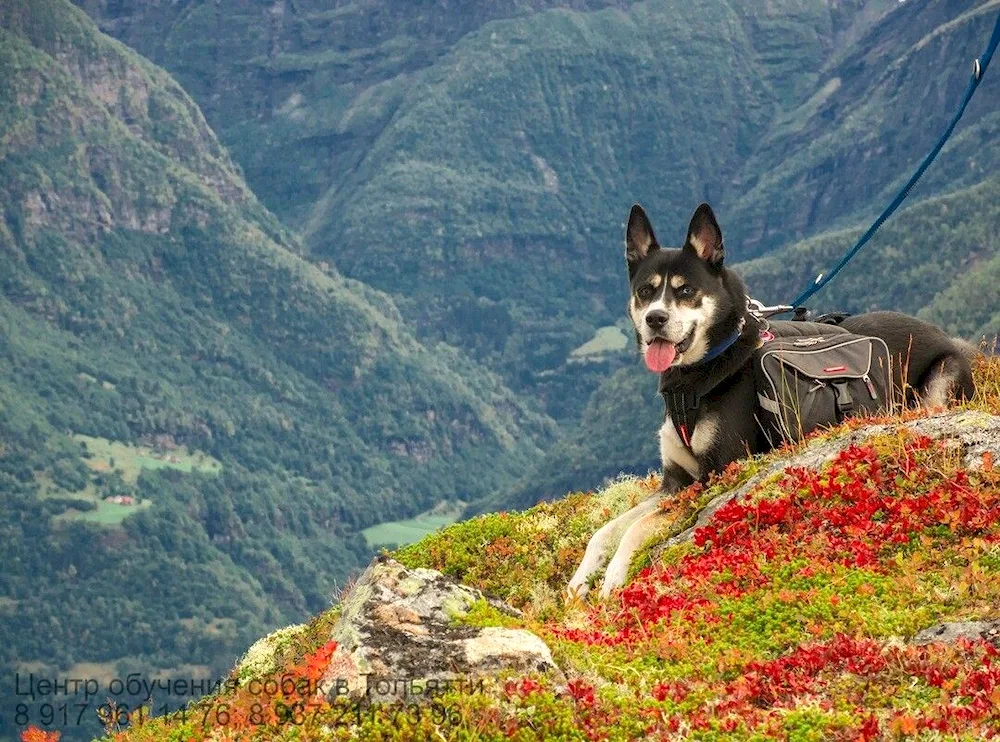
xmin=598 ymin=506 xmax=669 ymax=598
xmin=598 ymin=552 xmax=629 ymax=599
xmin=565 ymin=580 xmax=589 ymax=602
xmin=565 ymin=565 xmax=594 ymax=602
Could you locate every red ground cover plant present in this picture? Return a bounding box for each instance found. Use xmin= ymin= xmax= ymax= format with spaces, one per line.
xmin=20 ymin=728 xmax=60 ymax=742
xmin=103 ymin=357 xmax=1000 ymax=740
xmin=544 ymin=432 xmax=1000 ymax=738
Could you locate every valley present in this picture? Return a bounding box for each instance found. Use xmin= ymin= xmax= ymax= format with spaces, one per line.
xmin=1 ymin=0 xmax=998 ymax=738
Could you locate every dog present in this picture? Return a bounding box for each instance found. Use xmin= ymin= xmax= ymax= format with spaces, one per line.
xmin=567 ymin=202 xmax=976 ymax=599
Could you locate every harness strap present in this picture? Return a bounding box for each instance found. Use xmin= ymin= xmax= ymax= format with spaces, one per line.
xmin=664 ymin=391 xmax=700 ymax=449
xmin=659 ymin=315 xmax=764 ymax=451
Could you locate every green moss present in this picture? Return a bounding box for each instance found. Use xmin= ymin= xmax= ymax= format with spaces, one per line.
xmin=234 ymin=623 xmax=307 ymax=685
xmin=440 ymin=591 xmax=479 ymax=621
xmin=779 ymin=706 xmax=856 ymax=742
xmin=458 ymin=599 xmax=523 ymax=630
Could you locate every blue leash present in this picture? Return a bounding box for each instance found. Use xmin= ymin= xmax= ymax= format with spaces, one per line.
xmin=789 ymin=9 xmax=1000 ymax=311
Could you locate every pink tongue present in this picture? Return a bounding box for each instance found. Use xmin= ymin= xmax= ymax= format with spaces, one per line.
xmin=644 ymin=340 xmax=677 ymax=373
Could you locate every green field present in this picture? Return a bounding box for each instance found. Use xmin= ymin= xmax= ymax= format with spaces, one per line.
xmin=69 ymin=498 xmax=153 ymax=524
xmin=42 ymin=436 xmax=223 ymax=526
xmin=75 ymin=434 xmax=223 ymax=483
xmin=362 ymin=501 xmax=466 ymax=548
xmin=570 ymin=325 xmax=629 ymax=360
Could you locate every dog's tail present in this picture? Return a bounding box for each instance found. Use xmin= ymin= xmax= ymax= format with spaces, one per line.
xmin=951 ymin=336 xmax=983 ymax=360
xmin=943 ymin=336 xmax=980 ymax=403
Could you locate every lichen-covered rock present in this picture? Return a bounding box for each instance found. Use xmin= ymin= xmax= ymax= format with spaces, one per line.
xmin=320 ymin=556 xmax=562 ymax=702
xmin=912 ymin=619 xmax=1000 ymax=647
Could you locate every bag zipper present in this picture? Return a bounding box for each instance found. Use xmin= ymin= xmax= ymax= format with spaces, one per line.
xmin=758 ymin=337 xmax=875 ymax=382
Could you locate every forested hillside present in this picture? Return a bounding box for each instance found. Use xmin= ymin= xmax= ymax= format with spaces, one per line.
xmin=3 ymin=0 xmax=999 ymax=737
xmin=75 ymin=0 xmax=913 ymax=418
xmin=74 ymin=0 xmax=998 ymax=424
xmin=729 ymin=0 xmax=1000 ymax=257
xmin=0 ymin=2 xmax=554 ymax=738
xmin=742 ymin=177 xmax=1000 ymax=337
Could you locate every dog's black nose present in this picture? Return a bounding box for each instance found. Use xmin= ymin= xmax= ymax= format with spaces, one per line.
xmin=645 ymin=310 xmax=668 ymax=330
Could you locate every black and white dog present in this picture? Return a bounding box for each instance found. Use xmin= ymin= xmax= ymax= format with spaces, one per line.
xmin=567 ymin=203 xmax=976 ymax=599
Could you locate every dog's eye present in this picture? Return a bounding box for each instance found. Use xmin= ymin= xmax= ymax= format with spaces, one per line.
xmin=676 ymin=285 xmax=696 ymax=298
xmin=637 ymin=285 xmax=655 ymax=300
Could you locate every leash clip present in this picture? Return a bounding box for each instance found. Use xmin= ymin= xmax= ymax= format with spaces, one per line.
xmin=974 ymin=58 xmax=983 ymax=81
xmin=747 ymin=297 xmax=794 ymax=319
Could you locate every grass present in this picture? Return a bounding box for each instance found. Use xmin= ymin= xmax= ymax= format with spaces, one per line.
xmin=41 ymin=436 xmax=222 ymax=526
xmin=67 ymin=498 xmax=153 ymax=524
xmin=569 ymin=325 xmax=629 ymax=360
xmin=75 ymin=434 xmax=223 ymax=484
xmin=362 ymin=500 xmax=466 ymax=548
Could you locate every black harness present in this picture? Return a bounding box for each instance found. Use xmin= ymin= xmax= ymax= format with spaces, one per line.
xmin=663 ymin=390 xmax=701 ymax=450
xmin=658 ymin=309 xmax=860 ymax=450
xmin=658 ymin=315 xmax=764 ymax=451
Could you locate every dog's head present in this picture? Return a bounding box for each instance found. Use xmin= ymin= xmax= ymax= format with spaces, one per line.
xmin=625 ymin=203 xmax=743 ymax=373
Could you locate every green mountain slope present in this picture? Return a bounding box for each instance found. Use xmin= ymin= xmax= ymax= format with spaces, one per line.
xmin=740 ymin=175 xmax=1000 ymax=339
xmin=303 ymin=0 xmax=909 ymax=415
xmin=75 ymin=0 xmax=906 ymax=420
xmin=72 ymin=1 xmax=998 ymax=424
xmin=71 ymin=0 xmax=643 ymax=226
xmin=727 ymin=0 xmax=1000 ymax=257
xmin=64 ymin=0 xmax=1000 ymax=548
xmin=0 ymin=1 xmax=554 ymax=733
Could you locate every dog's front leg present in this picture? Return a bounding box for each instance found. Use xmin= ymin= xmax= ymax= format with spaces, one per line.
xmin=566 ymin=496 xmax=661 ymax=599
xmin=598 ymin=465 xmax=690 ymax=598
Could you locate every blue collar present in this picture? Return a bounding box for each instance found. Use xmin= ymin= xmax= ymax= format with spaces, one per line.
xmin=689 ymin=325 xmax=743 ymax=367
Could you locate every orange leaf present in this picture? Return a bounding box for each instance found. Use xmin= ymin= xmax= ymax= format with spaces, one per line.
xmin=892 ymin=714 xmax=918 ymax=736
xmin=20 ymin=728 xmax=60 ymax=742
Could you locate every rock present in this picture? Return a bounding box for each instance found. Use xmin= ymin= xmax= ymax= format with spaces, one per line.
xmin=912 ymin=620 xmax=1000 ymax=647
xmin=653 ymin=410 xmax=1000 ymax=557
xmin=320 ymin=556 xmax=562 ymax=703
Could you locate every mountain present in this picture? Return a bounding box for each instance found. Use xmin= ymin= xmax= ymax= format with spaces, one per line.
xmin=741 ymin=175 xmax=1000 ymax=338
xmin=0 ymin=1 xmax=554 ymax=736
xmin=95 ymin=365 xmax=1000 ymax=741
xmin=71 ymin=0 xmax=642 ymax=227
xmin=727 ymin=0 xmax=1000 ymax=258
xmin=71 ymin=0 xmax=997 ymax=425
xmin=74 ymin=0 xmax=915 ymax=420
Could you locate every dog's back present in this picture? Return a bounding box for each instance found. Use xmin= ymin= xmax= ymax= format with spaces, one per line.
xmin=838 ymin=311 xmax=975 ymax=406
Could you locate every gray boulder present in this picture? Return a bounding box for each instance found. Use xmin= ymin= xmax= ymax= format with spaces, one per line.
xmin=320 ymin=556 xmax=562 ymax=703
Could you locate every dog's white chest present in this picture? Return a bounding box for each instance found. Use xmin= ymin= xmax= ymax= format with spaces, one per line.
xmin=658 ymin=414 xmax=718 ymax=479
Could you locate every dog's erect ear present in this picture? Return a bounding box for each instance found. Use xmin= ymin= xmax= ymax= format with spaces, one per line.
xmin=684 ymin=203 xmax=725 ymax=268
xmin=626 ymin=204 xmax=659 ymax=277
